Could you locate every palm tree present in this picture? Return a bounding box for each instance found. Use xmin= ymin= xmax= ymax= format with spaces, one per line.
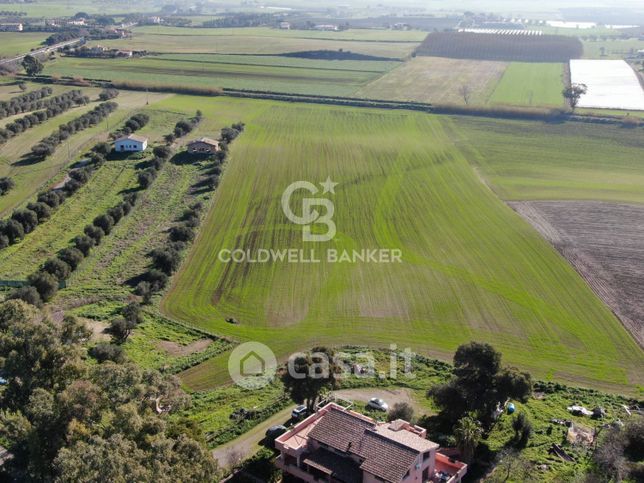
xmin=454 ymin=415 xmax=483 ymax=463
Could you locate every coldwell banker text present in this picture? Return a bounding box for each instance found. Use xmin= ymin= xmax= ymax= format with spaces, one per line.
xmin=218 ymin=248 xmax=402 ymax=264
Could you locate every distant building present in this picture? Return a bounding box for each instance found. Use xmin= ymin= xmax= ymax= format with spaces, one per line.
xmin=275 ymin=403 xmax=467 ymax=483
xmin=147 ymin=16 xmax=162 ymax=24
xmin=115 ymin=134 xmax=148 ymax=152
xmin=314 ymin=24 xmax=339 ymax=31
xmin=638 ymin=49 xmax=644 ymax=58
xmin=187 ymin=137 xmax=219 ymax=154
xmin=279 ymin=21 xmax=291 ymax=30
xmin=0 ymin=23 xmax=23 ymax=32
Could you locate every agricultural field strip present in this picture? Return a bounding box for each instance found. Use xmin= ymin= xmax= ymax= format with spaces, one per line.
xmin=159 ymin=96 xmax=642 ymax=394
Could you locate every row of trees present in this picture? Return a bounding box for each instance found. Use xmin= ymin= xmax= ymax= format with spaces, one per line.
xmin=0 ymin=90 xmax=90 ymax=145
xmin=0 ymin=152 xmax=106 ymax=251
xmin=0 ymin=176 xmax=14 ymax=196
xmin=31 ymin=101 xmax=118 ymax=159
xmin=98 ymin=87 xmax=119 ymax=101
xmin=8 ymin=190 xmax=138 ymax=306
xmin=110 ymin=112 xmax=150 ymax=139
xmin=0 ymin=300 xmax=217 ymax=481
xmin=164 ymin=110 xmax=203 ymax=144
xmin=0 ymin=86 xmax=52 ymax=120
xmin=135 ymin=121 xmax=244 ymax=302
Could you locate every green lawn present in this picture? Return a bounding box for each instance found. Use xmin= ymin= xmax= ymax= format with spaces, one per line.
xmin=488 ymin=62 xmax=565 ymax=107
xmin=582 ymin=39 xmax=644 ymax=59
xmin=158 ymin=95 xmax=642 ymax=394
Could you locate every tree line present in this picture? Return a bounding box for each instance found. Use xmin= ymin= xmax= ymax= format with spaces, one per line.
xmin=30 ymin=101 xmax=117 ymax=159
xmin=0 ymin=86 xmax=52 ymax=120
xmin=135 ymin=120 xmax=244 ymax=303
xmin=0 ymin=90 xmax=90 ymax=145
xmin=0 ymin=147 xmax=108 ymax=252
xmin=110 ymin=112 xmax=149 ymax=140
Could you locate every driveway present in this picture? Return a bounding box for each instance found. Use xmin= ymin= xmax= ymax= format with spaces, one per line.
xmin=212 ymin=387 xmax=421 ymax=470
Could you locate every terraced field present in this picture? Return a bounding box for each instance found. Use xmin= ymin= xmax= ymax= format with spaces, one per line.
xmin=160 ymin=95 xmax=643 ymax=393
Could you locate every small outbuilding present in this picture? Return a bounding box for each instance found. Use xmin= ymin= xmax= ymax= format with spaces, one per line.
xmin=114 ymin=134 xmax=148 ymax=152
xmin=187 ymin=137 xmax=219 ymax=154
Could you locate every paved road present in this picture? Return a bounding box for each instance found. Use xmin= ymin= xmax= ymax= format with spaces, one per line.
xmin=212 ymin=387 xmax=418 ymax=470
xmin=0 ymin=38 xmax=84 ymax=65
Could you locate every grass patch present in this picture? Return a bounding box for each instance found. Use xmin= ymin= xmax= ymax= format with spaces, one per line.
xmin=489 ymin=62 xmax=565 ymax=107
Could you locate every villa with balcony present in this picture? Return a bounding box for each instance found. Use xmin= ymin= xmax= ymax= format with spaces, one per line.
xmin=275 ymin=403 xmax=467 ymax=483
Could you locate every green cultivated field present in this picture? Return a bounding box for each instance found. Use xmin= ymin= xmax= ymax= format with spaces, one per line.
xmin=160 ymin=95 xmax=643 ymax=394
xmin=488 ymin=62 xmax=565 ymax=107
xmin=84 ymin=26 xmax=418 ymax=58
xmin=0 ymin=32 xmax=49 ymax=58
xmin=45 ymin=55 xmax=399 ymax=96
xmin=582 ymin=39 xmax=644 ymax=59
xmin=454 ymin=116 xmax=644 ymax=203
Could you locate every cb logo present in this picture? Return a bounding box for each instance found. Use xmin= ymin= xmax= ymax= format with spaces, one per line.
xmin=281 ymin=178 xmax=337 ymax=242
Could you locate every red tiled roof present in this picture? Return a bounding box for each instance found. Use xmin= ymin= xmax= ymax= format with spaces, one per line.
xmin=303 ymin=447 xmax=362 ymax=483
xmin=308 ymin=406 xmax=375 ymax=453
xmin=355 ymin=430 xmax=419 ymax=482
xmin=307 ymin=406 xmax=425 ymax=482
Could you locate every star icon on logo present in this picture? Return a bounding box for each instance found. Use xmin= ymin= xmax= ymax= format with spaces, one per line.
xmin=320 ymin=177 xmax=338 ymax=194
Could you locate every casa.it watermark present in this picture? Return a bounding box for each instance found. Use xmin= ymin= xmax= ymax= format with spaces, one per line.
xmin=228 ymin=342 xmax=415 ymax=390
xmin=217 ymin=178 xmax=403 ymax=264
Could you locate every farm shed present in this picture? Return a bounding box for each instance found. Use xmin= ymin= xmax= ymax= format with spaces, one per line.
xmin=187 ymin=137 xmax=219 ymax=154
xmin=115 ymin=134 xmax=148 ymax=152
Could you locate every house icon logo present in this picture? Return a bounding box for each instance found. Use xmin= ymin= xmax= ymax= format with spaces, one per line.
xmin=228 ymin=342 xmax=277 ymax=389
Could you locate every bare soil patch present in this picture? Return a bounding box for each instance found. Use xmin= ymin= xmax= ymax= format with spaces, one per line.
xmin=511 ymin=200 xmax=644 ymax=347
xmin=355 ymin=56 xmax=508 ymax=104
xmin=157 ymin=338 xmax=212 ymax=356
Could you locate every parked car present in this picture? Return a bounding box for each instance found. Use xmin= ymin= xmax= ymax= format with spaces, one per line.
xmin=367 ymin=397 xmax=389 ymax=412
xmin=292 ymin=404 xmax=309 ymax=420
xmin=265 ymin=425 xmax=287 ymax=447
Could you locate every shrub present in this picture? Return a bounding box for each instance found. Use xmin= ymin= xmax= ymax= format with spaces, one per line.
xmin=121 ymin=302 xmax=143 ymax=325
xmin=26 ymin=202 xmax=51 ymax=222
xmin=107 ymin=205 xmax=124 ymax=223
xmin=58 ymin=247 xmax=84 ymax=270
xmin=89 ymin=342 xmax=125 ymax=363
xmin=62 ymin=178 xmax=82 ymax=195
xmin=92 ymin=141 xmax=112 ymax=156
xmin=72 ymin=235 xmax=95 ymax=256
xmin=11 ymin=209 xmax=39 ymax=233
xmin=0 ymin=176 xmax=15 ymax=195
xmin=144 ymin=269 xmax=169 ymax=292
xmin=84 ymin=225 xmax=105 ymax=244
xmin=512 ymin=412 xmax=532 ymax=448
xmin=150 ymin=247 xmax=181 ymax=275
xmin=0 ymin=234 xmax=8 ymax=249
xmin=169 ymin=225 xmax=195 ymax=242
xmin=93 ymin=214 xmax=115 ymax=235
xmin=37 ymin=190 xmax=65 ymax=208
xmin=134 ymin=281 xmax=153 ymax=304
xmin=0 ymin=219 xmax=24 ymax=243
xmin=137 ymin=169 xmax=157 ymax=189
xmin=27 ymin=271 xmax=59 ymax=301
xmin=98 ymin=88 xmax=119 ymax=101
xmin=42 ymin=258 xmax=71 ymax=281
xmin=387 ymin=402 xmax=415 ymax=423
xmin=109 ymin=317 xmax=135 ymax=343
xmin=8 ymin=286 xmax=43 ymax=307
xmin=153 ymin=145 xmax=172 ymax=159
